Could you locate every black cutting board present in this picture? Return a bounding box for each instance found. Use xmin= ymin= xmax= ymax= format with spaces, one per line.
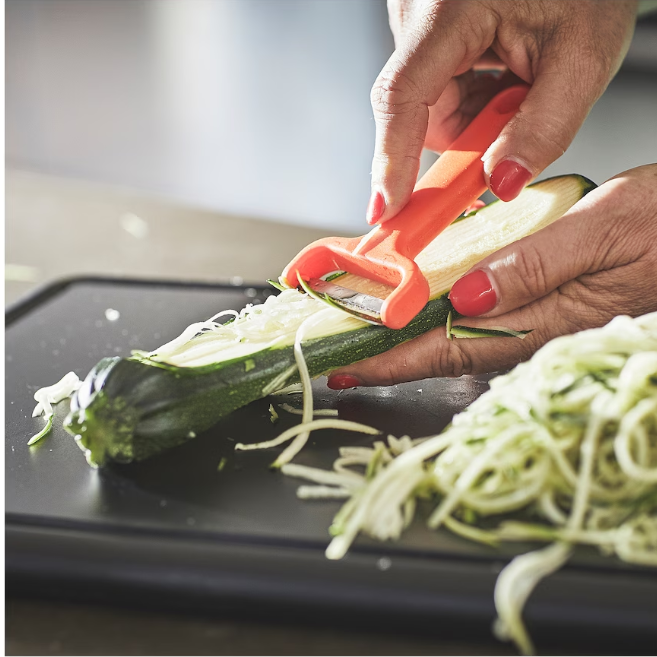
xmin=6 ymin=278 xmax=657 ymax=653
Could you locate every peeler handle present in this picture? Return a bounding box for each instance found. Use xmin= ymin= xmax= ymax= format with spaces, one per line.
xmin=378 ymin=85 xmax=529 ymax=259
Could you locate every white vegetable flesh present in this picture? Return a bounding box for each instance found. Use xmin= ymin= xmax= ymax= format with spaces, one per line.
xmin=144 ymin=289 xmax=363 ymax=368
xmin=32 ymin=371 xmax=82 ymax=419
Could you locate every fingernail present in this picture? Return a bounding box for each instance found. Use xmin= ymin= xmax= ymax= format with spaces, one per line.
xmin=366 ymin=189 xmax=385 ymax=225
xmin=327 ymin=374 xmax=361 ymax=390
xmin=449 ymin=270 xmax=497 ymax=316
xmin=490 ymin=159 xmax=532 ymax=202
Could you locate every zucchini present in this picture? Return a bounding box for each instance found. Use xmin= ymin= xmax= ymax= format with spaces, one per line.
xmin=65 ymin=175 xmax=595 ymax=466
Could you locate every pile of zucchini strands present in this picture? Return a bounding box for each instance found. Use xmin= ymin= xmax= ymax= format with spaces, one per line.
xmin=279 ymin=310 xmax=657 ymax=655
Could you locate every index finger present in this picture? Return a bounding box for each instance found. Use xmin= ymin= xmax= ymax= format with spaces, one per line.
xmin=369 ymin=10 xmax=495 ymax=223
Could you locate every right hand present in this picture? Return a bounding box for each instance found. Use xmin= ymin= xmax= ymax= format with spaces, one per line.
xmin=366 ymin=0 xmax=638 ymax=224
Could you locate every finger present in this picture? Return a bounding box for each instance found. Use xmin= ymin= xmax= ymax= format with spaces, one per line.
xmin=448 ymin=175 xmax=643 ymax=318
xmin=368 ymin=12 xmax=496 ymax=224
xmin=481 ymin=48 xmax=613 ymax=202
xmin=368 ymin=46 xmax=464 ymax=224
xmin=326 ymin=298 xmax=556 ymax=388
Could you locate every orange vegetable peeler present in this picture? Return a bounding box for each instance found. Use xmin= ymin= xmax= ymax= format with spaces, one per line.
xmin=282 ymin=85 xmax=529 ymax=329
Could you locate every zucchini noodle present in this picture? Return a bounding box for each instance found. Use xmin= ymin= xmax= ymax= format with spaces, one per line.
xmin=234 ymin=418 xmax=379 ymax=454
xmin=297 ymin=485 xmax=352 ymax=499
xmin=273 ymin=308 xmax=337 ymax=467
xmin=282 ymin=312 xmax=657 ymax=654
xmin=29 ymin=371 xmax=82 ymax=445
xmin=278 ymin=403 xmax=338 ymax=417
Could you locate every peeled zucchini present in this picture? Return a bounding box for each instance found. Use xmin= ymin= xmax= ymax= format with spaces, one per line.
xmin=65 ymin=175 xmax=595 ymax=466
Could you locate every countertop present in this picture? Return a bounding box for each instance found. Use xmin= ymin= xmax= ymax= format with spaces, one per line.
xmin=5 ymin=169 xmax=339 ymax=307
xmin=5 ymin=168 xmax=515 ymax=656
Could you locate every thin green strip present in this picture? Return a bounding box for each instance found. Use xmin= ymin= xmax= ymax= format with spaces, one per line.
xmin=28 ymin=415 xmax=54 ymax=446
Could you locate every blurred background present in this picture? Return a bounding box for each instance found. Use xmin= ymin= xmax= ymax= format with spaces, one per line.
xmin=6 ymin=0 xmax=394 ymax=232
xmin=5 ymin=0 xmax=657 ymax=304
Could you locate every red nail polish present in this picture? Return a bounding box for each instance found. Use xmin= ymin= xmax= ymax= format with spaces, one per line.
xmin=366 ymin=190 xmax=385 ymax=225
xmin=327 ymin=374 xmax=361 ymax=390
xmin=490 ymin=159 xmax=532 ymax=202
xmin=449 ymin=270 xmax=497 ymax=316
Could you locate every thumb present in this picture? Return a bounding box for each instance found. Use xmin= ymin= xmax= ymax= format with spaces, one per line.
xmin=482 ymin=54 xmax=609 ymax=202
xmin=449 ymin=190 xmax=601 ymax=318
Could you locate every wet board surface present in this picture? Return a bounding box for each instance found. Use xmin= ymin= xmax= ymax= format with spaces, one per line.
xmin=6 ymin=278 xmax=657 ymax=652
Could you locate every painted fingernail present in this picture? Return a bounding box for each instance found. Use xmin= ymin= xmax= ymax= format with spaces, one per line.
xmin=490 ymin=159 xmax=532 ymax=202
xmin=366 ymin=190 xmax=385 ymax=225
xmin=449 ymin=270 xmax=497 ymax=316
xmin=327 ymin=374 xmax=361 ymax=390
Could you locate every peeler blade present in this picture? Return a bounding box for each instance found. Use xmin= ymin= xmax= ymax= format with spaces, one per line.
xmin=306 ymin=279 xmax=385 ymax=325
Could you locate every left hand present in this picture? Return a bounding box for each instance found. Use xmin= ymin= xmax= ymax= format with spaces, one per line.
xmin=328 ymin=164 xmax=657 ymax=389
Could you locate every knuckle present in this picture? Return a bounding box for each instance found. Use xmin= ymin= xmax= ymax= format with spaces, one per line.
xmin=370 ymin=68 xmax=423 ymax=117
xmin=516 ymin=298 xmax=568 ymax=354
xmin=370 ymin=350 xmax=417 ymax=387
xmin=565 ymin=259 xmax=657 ymax=324
xmin=432 ymin=340 xmax=474 ymax=379
xmin=588 ymin=55 xmax=613 ymax=89
xmin=381 ymin=359 xmax=406 ymax=386
xmin=567 ymin=33 xmax=615 ymax=90
xmin=612 ymin=173 xmax=657 ymax=228
xmin=605 ymin=176 xmax=637 ymax=209
xmin=372 ymin=150 xmax=423 ymax=168
xmin=586 ymin=172 xmax=657 ymax=267
xmin=519 ymin=111 xmax=573 ymax=158
xmin=507 ymin=243 xmax=551 ymax=300
xmin=523 ymin=325 xmax=554 ymax=356
xmin=454 ymin=5 xmax=497 ymax=46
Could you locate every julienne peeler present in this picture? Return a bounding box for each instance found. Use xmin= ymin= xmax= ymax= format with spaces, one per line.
xmin=282 ymin=84 xmax=529 ymax=330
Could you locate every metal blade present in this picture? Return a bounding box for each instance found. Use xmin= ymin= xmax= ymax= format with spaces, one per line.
xmin=307 ymin=278 xmax=385 ymax=325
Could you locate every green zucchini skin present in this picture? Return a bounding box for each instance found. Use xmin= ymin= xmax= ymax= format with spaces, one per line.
xmin=65 ymin=294 xmax=455 ymax=466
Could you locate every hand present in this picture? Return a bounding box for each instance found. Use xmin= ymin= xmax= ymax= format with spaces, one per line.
xmin=366 ymin=0 xmax=638 ymax=224
xmin=329 ymin=165 xmax=657 ymax=388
